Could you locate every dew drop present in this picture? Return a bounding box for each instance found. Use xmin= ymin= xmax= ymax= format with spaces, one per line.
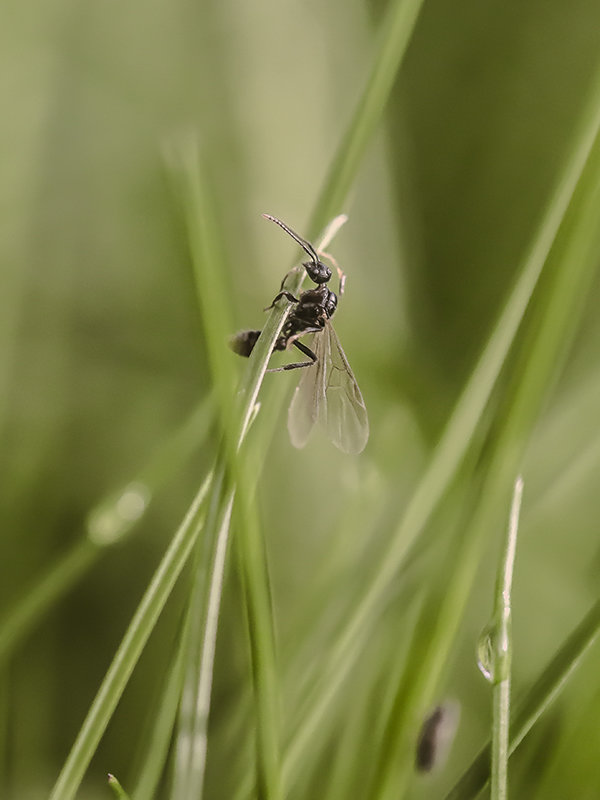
xmin=476 ymin=622 xmax=497 ymax=683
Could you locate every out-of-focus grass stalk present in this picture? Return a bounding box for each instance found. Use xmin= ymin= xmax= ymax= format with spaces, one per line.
xmin=281 ymin=50 xmax=600 ymax=792
xmin=166 ymin=146 xmax=239 ymax=800
xmin=488 ymin=477 xmax=523 ymax=800
xmin=308 ymin=0 xmax=427 ymax=233
xmin=48 ymin=471 xmax=212 ymax=800
xmin=0 ymin=540 xmax=96 ymax=667
xmin=0 ymin=395 xmax=213 ymax=667
xmin=445 ymin=598 xmax=600 ymax=799
xmin=131 ymin=618 xmax=190 ymax=800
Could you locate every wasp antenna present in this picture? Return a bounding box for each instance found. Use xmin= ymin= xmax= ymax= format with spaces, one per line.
xmin=262 ymin=213 xmax=319 ymax=268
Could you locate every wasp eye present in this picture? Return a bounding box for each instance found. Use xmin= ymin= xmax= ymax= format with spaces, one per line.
xmin=326 ymin=292 xmax=337 ymax=317
xmin=319 ymin=262 xmax=332 ymax=282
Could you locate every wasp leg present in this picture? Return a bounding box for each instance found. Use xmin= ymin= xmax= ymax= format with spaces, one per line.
xmin=266 ymin=340 xmax=317 ymax=372
xmin=263 ymin=290 xmax=299 ymax=312
xmin=278 ymin=265 xmax=303 ymax=291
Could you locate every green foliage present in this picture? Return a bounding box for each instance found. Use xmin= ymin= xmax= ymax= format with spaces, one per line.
xmin=2 ymin=1 xmax=600 ymax=799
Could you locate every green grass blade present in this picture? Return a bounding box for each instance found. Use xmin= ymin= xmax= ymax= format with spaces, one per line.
xmin=171 ymin=471 xmax=234 ymax=800
xmin=164 ymin=142 xmax=236 ymax=434
xmin=165 ymin=398 xmax=288 ymax=800
xmin=234 ymin=482 xmax=281 ymax=800
xmin=47 ymin=473 xmax=212 ymax=800
xmin=131 ymin=618 xmax=190 ymax=800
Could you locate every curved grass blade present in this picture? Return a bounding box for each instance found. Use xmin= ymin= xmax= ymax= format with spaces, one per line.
xmin=48 ymin=472 xmax=212 ymax=800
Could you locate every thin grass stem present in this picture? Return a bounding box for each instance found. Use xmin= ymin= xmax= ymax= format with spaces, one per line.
xmin=489 ymin=476 xmax=523 ymax=800
xmin=131 ymin=616 xmax=191 ymax=800
xmin=444 ymin=598 xmax=600 ymax=799
xmin=308 ymin=0 xmax=427 ymax=233
xmin=171 ymin=472 xmax=234 ymax=800
xmin=108 ymin=773 xmax=131 ymax=800
xmin=234 ymin=486 xmax=281 ymax=800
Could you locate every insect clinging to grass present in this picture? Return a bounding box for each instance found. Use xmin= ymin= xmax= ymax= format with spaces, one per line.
xmin=230 ymin=214 xmax=369 ymax=454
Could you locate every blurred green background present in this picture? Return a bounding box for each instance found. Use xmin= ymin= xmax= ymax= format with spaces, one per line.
xmin=2 ymin=0 xmax=600 ymax=798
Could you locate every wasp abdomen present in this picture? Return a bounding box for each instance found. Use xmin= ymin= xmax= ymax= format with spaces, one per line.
xmin=229 ymin=329 xmax=261 ymax=357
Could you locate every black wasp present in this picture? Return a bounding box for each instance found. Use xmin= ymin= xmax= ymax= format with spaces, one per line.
xmin=230 ymin=214 xmax=369 ymax=454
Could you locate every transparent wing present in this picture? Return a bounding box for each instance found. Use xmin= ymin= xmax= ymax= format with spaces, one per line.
xmin=287 ymin=333 xmax=328 ymax=449
xmin=287 ymin=321 xmax=369 ymax=454
xmin=321 ymin=321 xmax=369 ymax=453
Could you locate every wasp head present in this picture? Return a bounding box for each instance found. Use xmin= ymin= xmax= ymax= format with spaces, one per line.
xmin=302 ymin=258 xmax=331 ymax=285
